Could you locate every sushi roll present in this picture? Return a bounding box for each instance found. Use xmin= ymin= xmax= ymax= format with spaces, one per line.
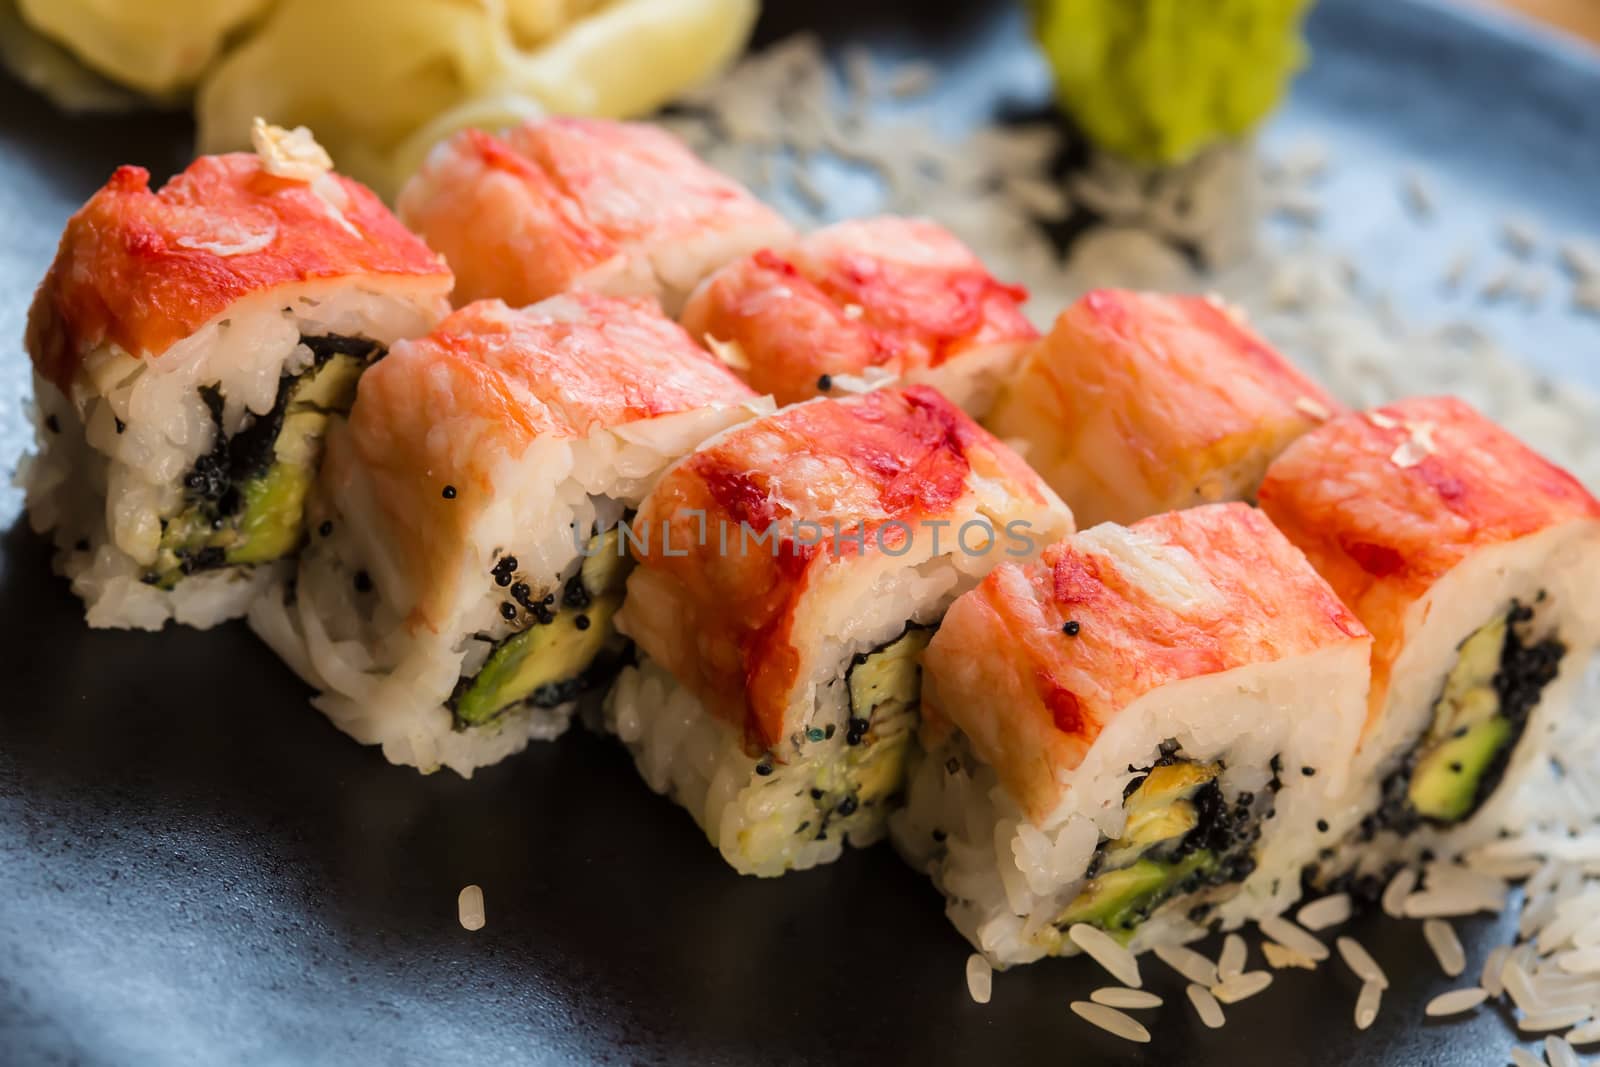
xmin=397 ymin=117 xmax=793 ymax=315
xmin=893 ymin=503 xmax=1372 ymax=964
xmin=1257 ymin=397 xmax=1600 ymax=875
xmin=984 ymin=289 xmax=1341 ymax=527
xmin=21 ymin=123 xmax=453 ymax=630
xmin=605 ymin=386 xmax=1074 ymax=876
xmin=250 ymin=293 xmax=768 ymax=776
xmin=679 ymin=216 xmax=1038 ymax=414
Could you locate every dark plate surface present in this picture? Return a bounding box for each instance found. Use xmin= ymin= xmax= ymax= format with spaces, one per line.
xmin=1 ymin=1 xmax=1596 ymax=1064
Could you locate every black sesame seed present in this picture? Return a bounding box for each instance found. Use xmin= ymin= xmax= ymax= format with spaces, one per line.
xmin=1301 ymin=766 xmax=1316 ymax=777
xmin=945 ymin=757 xmax=960 ymax=775
xmin=1062 ymin=620 xmax=1081 ymax=636
xmin=441 ymin=484 xmax=457 ymax=500
xmin=45 ymin=414 xmax=60 ymax=433
xmin=574 ymin=614 xmax=591 ymax=631
xmin=353 ymin=571 xmax=372 ymax=593
xmin=932 ymin=829 xmax=947 ymax=843
xmin=817 ymin=374 xmax=833 ymax=392
xmin=114 ymin=417 xmax=126 ymax=434
xmin=1449 ymin=761 xmax=1464 ymax=773
xmin=500 ymin=602 xmax=517 ymax=621
xmin=837 ymin=796 xmax=858 ymax=817
xmin=754 ymin=761 xmax=774 ymax=777
xmin=824 ymin=724 xmax=836 ymax=740
xmin=318 ymin=520 xmax=333 ymax=537
xmin=852 ymin=652 xmax=868 ymax=666
xmin=810 ymin=788 xmax=823 ymax=800
xmin=1316 ymin=819 xmax=1330 ymax=833
xmin=74 ymin=539 xmax=89 ymax=552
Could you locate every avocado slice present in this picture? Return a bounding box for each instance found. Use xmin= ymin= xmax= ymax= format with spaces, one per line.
xmin=1055 ymin=852 xmax=1217 ymax=940
xmin=146 ymin=346 xmax=369 ymax=585
xmin=450 ymin=527 xmax=634 ymax=729
xmin=1099 ymin=760 xmax=1219 ymax=870
xmin=1408 ymin=715 xmax=1515 ymax=822
xmin=847 ymin=623 xmax=933 ymax=733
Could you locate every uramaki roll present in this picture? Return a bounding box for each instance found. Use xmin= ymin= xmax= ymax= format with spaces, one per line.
xmin=250 ymin=293 xmax=767 ymax=776
xmin=398 ymin=117 xmax=793 ymax=315
xmin=606 ymin=386 xmax=1074 ymax=876
xmin=679 ymin=216 xmax=1038 ymax=414
xmin=985 ymin=289 xmax=1341 ymax=527
xmin=1258 ymin=396 xmax=1600 ymax=876
xmin=894 ymin=503 xmax=1372 ymax=964
xmin=22 ymin=123 xmax=453 ymax=629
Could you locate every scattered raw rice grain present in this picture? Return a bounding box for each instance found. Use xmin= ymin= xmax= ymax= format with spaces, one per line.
xmin=1211 ymin=971 xmax=1273 ymax=1004
xmin=1355 ymin=980 xmax=1383 ymax=1030
xmin=1070 ymin=1001 xmax=1151 ymax=1044
xmin=1425 ymin=987 xmax=1489 ymax=1017
xmin=1218 ymin=933 xmax=1248 ymax=980
xmin=1522 ymin=1007 xmax=1593 ymax=1033
xmin=1559 ymin=239 xmax=1600 ymax=280
xmin=1503 ymin=216 xmax=1540 ymax=257
xmin=1187 ymin=983 xmax=1227 ymax=1029
xmin=1483 ymin=944 xmax=1512 ymax=997
xmin=1546 ymin=1036 xmax=1580 ymax=1067
xmin=1260 ymin=916 xmax=1330 ymax=962
xmin=1424 ymin=919 xmax=1468 ymax=977
xmin=457 ymin=884 xmax=485 ymax=931
xmin=1069 ymin=924 xmax=1142 ymax=988
xmin=1565 ymin=1017 xmax=1600 ymax=1044
xmin=1383 ymin=868 xmax=1418 ymax=918
xmin=966 ymin=953 xmax=992 ymax=1004
xmin=1090 ymin=987 xmax=1162 ymax=1010
xmin=1298 ymin=893 xmax=1353 ymax=931
xmin=1509 ymin=1048 xmax=1545 ymax=1067
xmin=1443 ymin=248 xmax=1473 ymax=290
xmin=1404 ymin=889 xmax=1494 ymax=919
xmin=1574 ymin=282 xmax=1600 ymax=316
xmin=1481 ymin=270 xmax=1516 ymax=302
xmin=1154 ymin=944 xmax=1220 ymax=987
xmin=1555 ymin=947 xmax=1600 ymax=974
xmin=1274 ymin=190 xmax=1323 ymax=225
xmin=1263 ymin=941 xmax=1317 ymax=970
xmin=1338 ymin=937 xmax=1389 ymax=989
xmin=1403 ymin=170 xmax=1434 ymax=218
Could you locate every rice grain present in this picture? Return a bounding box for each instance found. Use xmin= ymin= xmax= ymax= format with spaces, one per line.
xmin=1218 ymin=933 xmax=1247 ymax=979
xmin=1565 ymin=1017 xmax=1600 ymax=1044
xmin=1382 ymin=868 xmax=1418 ymax=918
xmin=966 ymin=953 xmax=992 ymax=1004
xmin=1069 ymin=924 xmax=1142 ymax=988
xmin=1263 ymin=941 xmax=1317 ymax=970
xmin=1154 ymin=944 xmax=1220 ymax=987
xmin=1423 ymin=918 xmax=1467 ymax=977
xmin=1298 ymin=893 xmax=1352 ymax=932
xmin=1337 ymin=937 xmax=1389 ymax=989
xmin=1425 ymin=987 xmax=1489 ymax=1017
xmin=1070 ymin=1001 xmax=1152 ymax=1044
xmin=1090 ymin=987 xmax=1162 ymax=1010
xmin=1211 ymin=971 xmax=1273 ymax=1004
xmin=1187 ymin=983 xmax=1227 ymax=1029
xmin=1260 ymin=916 xmax=1330 ymax=962
xmin=1546 ymin=1035 xmax=1580 ymax=1067
xmin=1509 ymin=1049 xmax=1545 ymax=1067
xmin=1355 ymin=980 xmax=1382 ymax=1030
xmin=457 ymin=884 xmax=485 ymax=931
xmin=1521 ymin=1006 xmax=1592 ymax=1033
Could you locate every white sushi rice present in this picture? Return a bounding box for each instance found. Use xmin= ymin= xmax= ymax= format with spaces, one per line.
xmin=1424 ymin=919 xmax=1468 ymax=978
xmin=1090 ymin=987 xmax=1162 ymax=1010
xmin=1425 ymin=987 xmax=1489 ymax=1017
xmin=22 ymin=286 xmax=444 ymax=630
xmin=457 ymin=884 xmax=485 ymax=931
xmin=1186 ymin=983 xmax=1227 ymax=1029
xmin=1069 ymin=1001 xmax=1151 ymax=1044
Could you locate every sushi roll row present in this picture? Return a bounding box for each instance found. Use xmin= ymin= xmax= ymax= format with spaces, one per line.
xmin=21 ymin=115 xmax=1599 ymax=972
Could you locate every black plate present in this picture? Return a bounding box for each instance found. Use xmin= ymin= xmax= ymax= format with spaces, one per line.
xmin=2 ymin=1 xmax=1596 ymax=1064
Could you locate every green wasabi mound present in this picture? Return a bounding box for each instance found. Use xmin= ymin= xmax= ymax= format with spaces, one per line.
xmin=1029 ymin=0 xmax=1314 ymax=165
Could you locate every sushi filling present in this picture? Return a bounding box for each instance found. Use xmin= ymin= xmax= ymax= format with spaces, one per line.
xmin=1377 ymin=598 xmax=1564 ymax=832
xmin=1051 ymin=744 xmax=1272 ymax=942
xmin=788 ymin=623 xmax=933 ymax=842
xmin=146 ymin=335 xmax=378 ymax=586
xmin=450 ymin=526 xmax=634 ymax=729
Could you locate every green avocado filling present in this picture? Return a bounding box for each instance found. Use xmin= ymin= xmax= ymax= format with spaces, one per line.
xmin=144 ymin=335 xmax=377 ymax=587
xmin=449 ymin=527 xmax=634 ymax=730
xmin=1379 ymin=600 xmax=1564 ymax=831
xmin=1049 ymin=750 xmax=1269 ymax=944
xmin=793 ymin=623 xmax=933 ymax=842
